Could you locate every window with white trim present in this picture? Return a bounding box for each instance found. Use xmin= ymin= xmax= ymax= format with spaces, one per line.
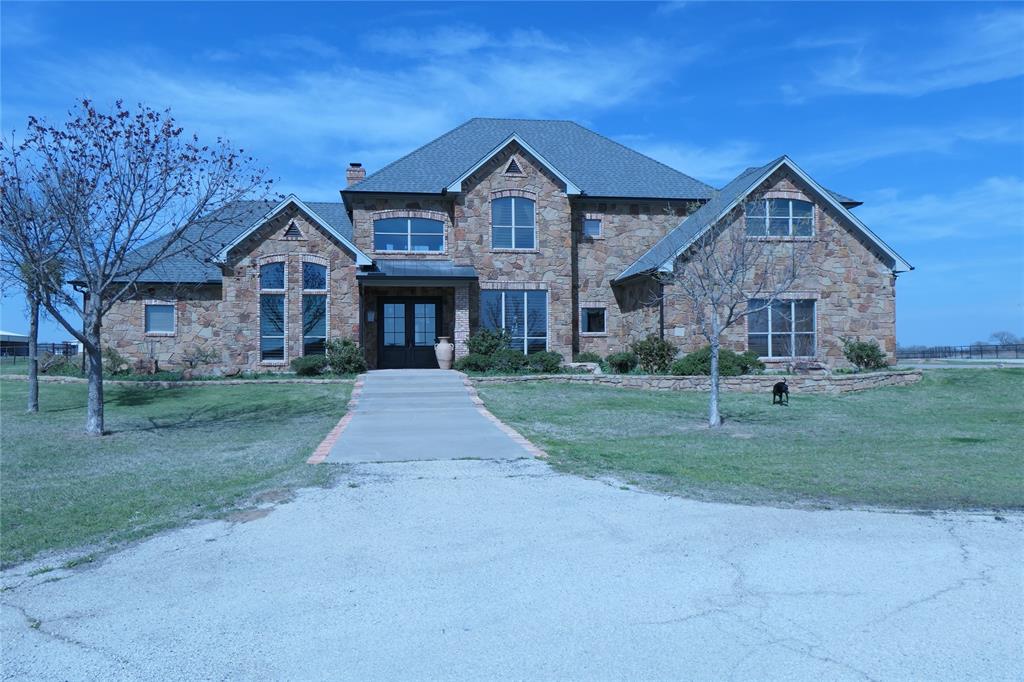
xmin=260 ymin=262 xmax=286 ymax=361
xmin=373 ymin=217 xmax=444 ymax=252
xmin=747 ymin=299 xmax=816 ymax=357
xmin=480 ymin=289 xmax=547 ymax=354
xmin=745 ymin=199 xmax=814 ymax=237
xmin=144 ymin=304 xmax=175 ymax=334
xmin=580 ymin=307 xmax=606 ymax=334
xmin=491 ymin=197 xmax=535 ymax=249
xmin=583 ymin=218 xmax=602 ymax=238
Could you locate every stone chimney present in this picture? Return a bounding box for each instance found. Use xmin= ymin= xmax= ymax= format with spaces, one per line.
xmin=346 ymin=162 xmax=366 ymax=186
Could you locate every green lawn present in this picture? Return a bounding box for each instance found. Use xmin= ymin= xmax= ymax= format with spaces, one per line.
xmin=477 ymin=369 xmax=1024 ymax=510
xmin=0 ymin=379 xmax=351 ymax=567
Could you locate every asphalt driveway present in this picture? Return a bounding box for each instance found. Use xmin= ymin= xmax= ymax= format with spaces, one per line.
xmin=2 ymin=458 xmax=1021 ymax=680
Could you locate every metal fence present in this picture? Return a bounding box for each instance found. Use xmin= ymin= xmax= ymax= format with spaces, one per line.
xmin=0 ymin=342 xmax=80 ymax=360
xmin=896 ymin=344 xmax=1023 ymax=360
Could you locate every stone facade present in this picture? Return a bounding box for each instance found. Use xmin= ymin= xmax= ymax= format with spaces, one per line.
xmin=102 ymin=144 xmax=901 ymax=372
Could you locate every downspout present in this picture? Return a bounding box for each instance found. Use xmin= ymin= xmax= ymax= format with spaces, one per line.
xmin=659 ymin=281 xmax=665 ymax=340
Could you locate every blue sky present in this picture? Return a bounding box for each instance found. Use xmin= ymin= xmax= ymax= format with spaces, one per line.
xmin=1 ymin=1 xmax=1022 ymax=345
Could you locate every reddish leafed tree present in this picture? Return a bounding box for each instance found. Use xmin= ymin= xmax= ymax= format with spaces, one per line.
xmin=3 ymin=100 xmax=272 ymax=435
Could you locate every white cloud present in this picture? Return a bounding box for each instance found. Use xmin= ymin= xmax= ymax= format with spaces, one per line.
xmin=623 ymin=138 xmax=762 ymax=185
xmin=801 ymin=119 xmax=1023 ymax=168
xmin=789 ymin=9 xmax=1024 ymax=98
xmin=856 ymin=177 xmax=1024 ymax=243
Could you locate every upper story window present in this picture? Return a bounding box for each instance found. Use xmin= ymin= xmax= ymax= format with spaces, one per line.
xmin=374 ymin=217 xmax=444 ymax=252
xmin=303 ymin=262 xmax=327 ymax=290
xmin=491 ymin=197 xmax=535 ymax=250
xmin=745 ymin=198 xmax=814 ymax=237
xmin=259 ymin=261 xmax=285 ymax=289
xmin=583 ymin=218 xmax=602 ymax=238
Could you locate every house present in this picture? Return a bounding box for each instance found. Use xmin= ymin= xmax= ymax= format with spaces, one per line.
xmin=102 ymin=118 xmax=911 ymax=370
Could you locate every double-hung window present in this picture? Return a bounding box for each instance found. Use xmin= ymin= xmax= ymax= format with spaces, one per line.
xmin=480 ymin=289 xmax=547 ymax=354
xmin=302 ymin=262 xmax=327 ymax=355
xmin=373 ymin=217 xmax=444 ymax=252
xmin=491 ymin=197 xmax=535 ymax=249
xmin=747 ymin=299 xmax=816 ymax=357
xmin=745 ymin=199 xmax=814 ymax=236
xmin=260 ymin=262 xmax=286 ymax=362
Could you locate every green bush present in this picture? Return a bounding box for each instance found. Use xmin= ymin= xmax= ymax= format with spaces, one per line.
xmin=630 ymin=335 xmax=677 ymax=374
xmin=453 ymin=353 xmax=493 ymax=372
xmin=466 ymin=329 xmax=511 ymax=356
xmin=102 ymin=346 xmax=132 ymax=375
xmin=573 ymin=351 xmax=603 ymax=364
xmin=527 ymin=351 xmax=563 ymax=373
xmin=290 ymin=355 xmax=327 ymax=376
xmin=670 ymin=345 xmax=765 ymax=377
xmin=842 ymin=338 xmax=888 ymax=370
xmin=606 ymin=351 xmax=639 ymax=374
xmin=490 ymin=348 xmax=529 ymax=374
xmin=325 ymin=338 xmax=367 ymax=374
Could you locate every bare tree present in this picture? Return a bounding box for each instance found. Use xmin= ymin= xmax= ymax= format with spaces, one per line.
xmin=6 ymin=99 xmax=271 ymax=435
xmin=658 ymin=193 xmax=814 ymax=427
xmin=0 ymin=147 xmax=67 ymax=413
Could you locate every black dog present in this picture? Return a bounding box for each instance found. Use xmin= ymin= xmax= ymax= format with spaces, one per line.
xmin=772 ymin=380 xmax=789 ymax=406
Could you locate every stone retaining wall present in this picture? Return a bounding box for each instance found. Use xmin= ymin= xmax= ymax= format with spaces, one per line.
xmin=0 ymin=375 xmax=355 ymax=389
xmin=470 ymin=369 xmax=923 ymax=395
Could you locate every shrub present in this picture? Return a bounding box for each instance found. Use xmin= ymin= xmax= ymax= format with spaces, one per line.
xmin=606 ymin=351 xmax=639 ymax=374
xmin=466 ymin=329 xmax=510 ymax=356
xmin=630 ymin=335 xmax=677 ymax=374
xmin=490 ymin=348 xmax=529 ymax=374
xmin=181 ymin=345 xmax=219 ymax=369
xmin=102 ymin=346 xmax=131 ymax=375
xmin=670 ymin=345 xmax=765 ymax=377
xmin=325 ymin=338 xmax=367 ymax=374
xmin=573 ymin=351 xmax=603 ymax=364
xmin=453 ymin=353 xmax=493 ymax=372
xmin=842 ymin=338 xmax=888 ymax=370
xmin=291 ymin=355 xmax=327 ymax=376
xmin=526 ymin=351 xmax=563 ymax=373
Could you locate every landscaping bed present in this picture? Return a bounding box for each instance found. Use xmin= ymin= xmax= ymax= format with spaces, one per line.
xmin=476 ymin=368 xmax=1023 ymax=510
xmin=0 ymin=380 xmax=352 ymax=567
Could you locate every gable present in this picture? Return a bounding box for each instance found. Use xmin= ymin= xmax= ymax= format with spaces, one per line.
xmin=614 ymin=157 xmax=912 ymax=282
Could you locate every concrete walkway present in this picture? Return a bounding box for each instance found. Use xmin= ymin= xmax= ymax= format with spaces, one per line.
xmin=327 ymin=370 xmax=534 ymax=462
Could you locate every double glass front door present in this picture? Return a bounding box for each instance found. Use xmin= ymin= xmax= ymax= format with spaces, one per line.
xmin=379 ymin=297 xmax=443 ymax=368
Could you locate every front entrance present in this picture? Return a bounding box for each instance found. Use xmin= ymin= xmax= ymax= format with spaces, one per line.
xmin=377 ymin=297 xmax=443 ymax=369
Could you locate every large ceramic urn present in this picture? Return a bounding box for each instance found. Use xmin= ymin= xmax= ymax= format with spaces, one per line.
xmin=434 ymin=336 xmax=454 ymax=370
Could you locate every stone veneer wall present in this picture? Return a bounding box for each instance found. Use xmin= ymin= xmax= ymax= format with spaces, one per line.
xmin=102 ymin=205 xmax=361 ymax=370
xmin=471 ymin=369 xmax=922 ymax=395
xmin=572 ymin=199 xmax=697 ymax=357
xmin=647 ymin=167 xmax=898 ymax=368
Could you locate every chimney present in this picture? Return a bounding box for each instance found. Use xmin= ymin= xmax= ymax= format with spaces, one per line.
xmin=346 ymin=162 xmax=365 ymax=186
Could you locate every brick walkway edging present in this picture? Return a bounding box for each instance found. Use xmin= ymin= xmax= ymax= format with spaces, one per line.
xmin=307 ymin=375 xmax=366 ymax=464
xmin=460 ymin=375 xmax=549 ymax=460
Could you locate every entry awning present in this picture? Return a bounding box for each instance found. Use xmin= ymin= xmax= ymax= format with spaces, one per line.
xmin=357 ymin=259 xmax=478 ymax=286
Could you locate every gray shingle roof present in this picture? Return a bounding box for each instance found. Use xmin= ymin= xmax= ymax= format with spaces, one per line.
xmin=614 ymin=158 xmax=784 ymax=282
xmin=127 ymin=199 xmax=354 ymax=283
xmin=346 ymin=118 xmax=715 ymax=200
xmin=357 ymin=259 xmax=478 ymax=281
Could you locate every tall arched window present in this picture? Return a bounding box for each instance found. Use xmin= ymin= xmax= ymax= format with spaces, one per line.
xmin=302 ymin=262 xmax=327 ymax=356
xmin=259 ymin=262 xmax=286 ymax=362
xmin=491 ymin=197 xmax=535 ymax=249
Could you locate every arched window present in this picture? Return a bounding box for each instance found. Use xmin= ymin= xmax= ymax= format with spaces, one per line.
xmin=373 ymin=218 xmax=444 ymax=252
xmin=302 ymin=262 xmax=327 ymax=355
xmin=259 ymin=262 xmax=286 ymax=361
xmin=745 ymin=199 xmax=814 ymax=237
xmin=491 ymin=196 xmax=535 ymax=249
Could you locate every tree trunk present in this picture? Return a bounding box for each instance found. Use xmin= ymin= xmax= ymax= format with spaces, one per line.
xmin=82 ymin=301 xmax=104 ymax=436
xmin=26 ymin=294 xmax=39 ymax=413
xmin=708 ymin=317 xmax=722 ymax=428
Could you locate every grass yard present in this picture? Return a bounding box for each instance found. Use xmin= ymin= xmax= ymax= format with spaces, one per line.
xmin=0 ymin=379 xmax=352 ymax=567
xmin=477 ymin=369 xmax=1024 ymax=510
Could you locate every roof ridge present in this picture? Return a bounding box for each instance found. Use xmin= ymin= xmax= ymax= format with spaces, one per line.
xmin=567 ymin=121 xmax=716 ymax=193
xmin=347 ymin=118 xmax=481 ymax=191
